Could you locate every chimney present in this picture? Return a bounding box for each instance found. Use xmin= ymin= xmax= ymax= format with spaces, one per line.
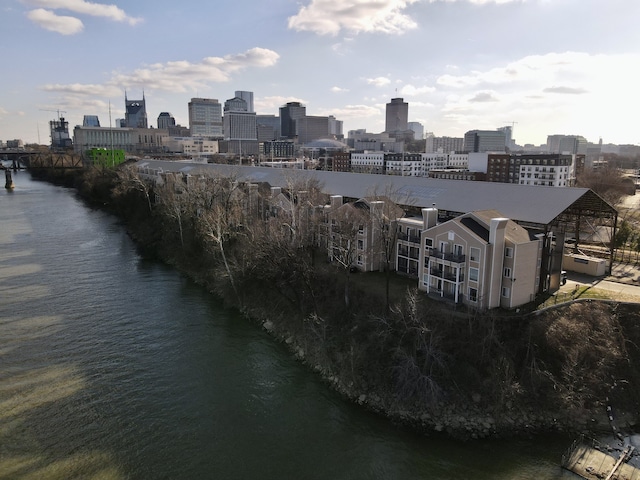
xmin=330 ymin=195 xmax=343 ymax=208
xmin=488 ymin=217 xmax=509 ymax=309
xmin=422 ymin=207 xmax=438 ymax=230
xmin=271 ymin=186 xmax=281 ymax=198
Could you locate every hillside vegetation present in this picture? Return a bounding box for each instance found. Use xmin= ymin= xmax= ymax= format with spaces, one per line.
xmin=73 ymin=165 xmax=640 ymax=439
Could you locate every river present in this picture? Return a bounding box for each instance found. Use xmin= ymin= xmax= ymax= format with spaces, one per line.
xmin=0 ymin=172 xmax=578 ymax=479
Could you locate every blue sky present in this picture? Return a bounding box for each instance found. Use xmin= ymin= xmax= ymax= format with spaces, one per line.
xmin=2 ymin=0 xmax=639 ymax=147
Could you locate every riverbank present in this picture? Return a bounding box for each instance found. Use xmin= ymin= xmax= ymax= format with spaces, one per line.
xmin=50 ymin=166 xmax=640 ymax=440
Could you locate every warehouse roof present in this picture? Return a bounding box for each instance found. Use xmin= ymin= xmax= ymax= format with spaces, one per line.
xmin=136 ymin=160 xmax=616 ymax=228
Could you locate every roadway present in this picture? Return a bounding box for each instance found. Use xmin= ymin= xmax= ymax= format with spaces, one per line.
xmin=560 ymin=263 xmax=640 ymax=301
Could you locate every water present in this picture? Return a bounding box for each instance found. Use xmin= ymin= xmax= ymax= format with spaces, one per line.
xmin=0 ymin=172 xmax=577 ymax=479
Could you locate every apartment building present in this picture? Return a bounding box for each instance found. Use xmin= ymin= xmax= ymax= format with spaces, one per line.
xmin=414 ymin=208 xmax=543 ymax=310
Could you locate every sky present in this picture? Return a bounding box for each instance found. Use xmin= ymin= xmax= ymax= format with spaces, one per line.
xmin=1 ymin=0 xmax=639 ymax=147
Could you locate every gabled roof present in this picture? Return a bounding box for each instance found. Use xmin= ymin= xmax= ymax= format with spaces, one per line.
xmin=136 ymin=160 xmax=616 ymax=227
xmin=437 ymin=210 xmax=534 ymax=245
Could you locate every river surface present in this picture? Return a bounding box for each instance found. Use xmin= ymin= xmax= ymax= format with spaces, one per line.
xmin=0 ymin=172 xmax=579 ymax=479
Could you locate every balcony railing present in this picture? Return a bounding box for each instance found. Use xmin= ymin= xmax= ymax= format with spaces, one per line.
xmin=428 ymin=248 xmax=466 ymax=263
xmin=398 ymin=232 xmax=421 ymax=243
xmin=429 ymin=269 xmax=464 ymax=282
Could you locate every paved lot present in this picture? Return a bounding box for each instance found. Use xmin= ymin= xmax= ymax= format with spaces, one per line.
xmin=561 ymin=263 xmax=640 ymax=301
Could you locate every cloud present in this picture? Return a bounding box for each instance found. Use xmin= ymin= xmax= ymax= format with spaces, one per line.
xmin=318 ymin=104 xmax=382 ymax=119
xmin=22 ymin=0 xmax=141 ymax=25
xmin=469 ymin=91 xmax=499 ymax=102
xmin=41 ymin=83 xmax=121 ymax=97
xmin=543 ymin=86 xmax=588 ymax=95
xmin=331 ymin=86 xmax=349 ymax=93
xmin=41 ymin=48 xmax=280 ymax=104
xmin=288 ymin=0 xmax=419 ymax=36
xmin=367 ymin=76 xmax=391 ymax=87
xmin=400 ymin=84 xmax=435 ymax=96
xmin=26 ymin=8 xmax=84 ymax=34
xmin=254 ymin=96 xmax=307 ymax=112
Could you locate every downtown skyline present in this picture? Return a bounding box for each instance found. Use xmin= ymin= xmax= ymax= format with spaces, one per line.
xmin=1 ymin=0 xmax=639 ymax=147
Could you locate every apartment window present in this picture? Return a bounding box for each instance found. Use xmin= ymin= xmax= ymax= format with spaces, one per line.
xmin=502 ymin=287 xmax=511 ymax=298
xmin=357 ymin=255 xmax=363 ymax=265
xmin=504 ymin=267 xmax=511 ymax=278
xmin=357 ymin=239 xmax=364 ymax=250
xmin=469 ymin=267 xmax=479 ymax=282
xmin=469 ymin=287 xmax=478 ymax=302
xmin=425 ymin=237 xmax=433 ymax=248
xmin=505 ymin=247 xmax=513 ymax=258
xmin=453 ymin=244 xmax=463 ymax=257
xmin=358 ymin=224 xmax=364 ymax=234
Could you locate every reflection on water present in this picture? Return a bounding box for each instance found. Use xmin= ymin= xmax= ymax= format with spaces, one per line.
xmin=0 ymin=173 xmax=576 ymax=479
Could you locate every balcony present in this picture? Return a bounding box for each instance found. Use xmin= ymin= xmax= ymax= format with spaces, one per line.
xmin=428 ymin=248 xmax=466 ymax=264
xmin=397 ymin=232 xmax=421 ymax=244
xmin=430 ymin=269 xmax=464 ymax=282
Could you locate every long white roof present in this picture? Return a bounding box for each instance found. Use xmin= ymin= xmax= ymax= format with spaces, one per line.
xmin=136 ymin=159 xmax=608 ymax=226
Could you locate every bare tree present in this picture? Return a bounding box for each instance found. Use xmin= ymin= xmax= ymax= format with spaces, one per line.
xmin=156 ymin=173 xmax=190 ymax=248
xmin=114 ymin=163 xmax=153 ymax=213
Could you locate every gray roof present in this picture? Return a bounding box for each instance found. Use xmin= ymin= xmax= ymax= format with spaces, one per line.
xmin=136 ymin=160 xmax=608 ymax=226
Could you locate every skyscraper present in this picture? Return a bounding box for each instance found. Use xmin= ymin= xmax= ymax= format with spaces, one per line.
xmin=385 ymin=98 xmax=408 ymax=134
xmin=279 ymin=102 xmax=306 ymax=139
xmin=234 ymin=91 xmax=254 ymax=113
xmin=157 ymin=112 xmax=176 ymax=130
xmin=125 ymin=93 xmax=148 ymax=128
xmin=223 ymin=96 xmax=257 ymax=155
xmin=83 ymin=115 xmax=100 ymax=127
xmin=188 ymin=98 xmax=223 ymax=137
xmin=463 ymin=130 xmax=507 ymax=153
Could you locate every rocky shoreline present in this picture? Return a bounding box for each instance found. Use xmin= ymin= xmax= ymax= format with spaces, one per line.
xmin=41 ymin=166 xmax=640 ymax=441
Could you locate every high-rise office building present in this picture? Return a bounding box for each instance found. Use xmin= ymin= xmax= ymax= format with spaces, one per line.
xmin=83 ymin=115 xmax=100 ymax=127
xmin=328 ymin=115 xmax=343 ymax=138
xmin=296 ymin=116 xmax=330 ymax=144
xmin=280 ymin=102 xmax=306 ymax=139
xmin=125 ymin=93 xmax=148 ymax=128
xmin=234 ymin=91 xmax=254 ymax=113
xmin=256 ymin=114 xmax=280 ymax=142
xmin=223 ymin=96 xmax=257 ymax=155
xmin=157 ymin=112 xmax=176 ymax=130
xmin=408 ymin=121 xmax=424 ymax=140
xmin=188 ymin=98 xmax=223 ymax=137
xmin=463 ymin=130 xmax=507 ymax=153
xmin=385 ymin=98 xmax=408 ymax=134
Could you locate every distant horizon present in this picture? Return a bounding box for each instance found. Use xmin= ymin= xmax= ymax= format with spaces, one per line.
xmin=2 ymin=0 xmax=639 ymax=147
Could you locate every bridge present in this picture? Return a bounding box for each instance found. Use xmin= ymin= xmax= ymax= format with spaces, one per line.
xmin=1 ymin=149 xmax=84 ymax=170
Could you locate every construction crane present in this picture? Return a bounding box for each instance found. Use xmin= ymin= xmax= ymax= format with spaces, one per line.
xmin=39 ymin=108 xmax=67 ymax=120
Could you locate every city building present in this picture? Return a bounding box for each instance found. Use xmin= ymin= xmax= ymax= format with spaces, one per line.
xmin=296 ymin=116 xmax=330 ymax=145
xmin=414 ymin=208 xmax=543 ymax=310
xmin=464 ymin=130 xmax=507 ymax=153
xmin=280 ymin=102 xmax=306 ymax=139
xmin=223 ymin=97 xmax=258 ymax=156
xmin=188 ymin=98 xmax=223 ymax=137
xmin=408 ymin=122 xmax=424 ymax=140
xmin=546 ymin=135 xmax=588 ymax=155
xmin=157 ymin=112 xmax=176 ymax=130
xmin=425 ymin=135 xmax=464 ymax=154
xmin=82 ymin=115 xmax=100 ymax=127
xmin=256 ymin=114 xmax=280 ymax=142
xmin=328 ymin=115 xmax=343 ymax=139
xmin=73 ymin=126 xmax=168 ymax=154
xmin=50 ymin=117 xmax=72 ymax=149
xmin=470 ymin=152 xmax=578 ymax=186
xmin=385 ymin=98 xmax=408 ymax=134
xmin=162 ymin=137 xmax=219 ymax=155
xmin=125 ymin=93 xmax=148 ymax=129
xmin=234 ymin=91 xmax=254 ymax=113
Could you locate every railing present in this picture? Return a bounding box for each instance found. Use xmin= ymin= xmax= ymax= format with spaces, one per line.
xmin=429 ymin=269 xmax=464 ymax=282
xmin=397 ymin=232 xmax=421 ymax=243
xmin=428 ymin=248 xmax=466 ymax=263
